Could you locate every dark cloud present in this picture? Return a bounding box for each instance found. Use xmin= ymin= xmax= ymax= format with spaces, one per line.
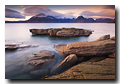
xmin=104 ymin=5 xmax=115 ymax=9
xmin=24 ymin=6 xmax=62 ymax=17
xmin=5 ymin=8 xmax=25 ymax=18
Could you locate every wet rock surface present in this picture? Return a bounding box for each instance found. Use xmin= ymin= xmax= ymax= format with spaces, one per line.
xmin=5 ymin=43 xmax=39 ymax=51
xmin=28 ymin=50 xmax=55 ymax=67
xmin=5 ymin=44 xmax=18 ymax=50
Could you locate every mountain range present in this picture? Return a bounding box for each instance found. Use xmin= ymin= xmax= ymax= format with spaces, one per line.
xmin=5 ymin=13 xmax=115 ymax=23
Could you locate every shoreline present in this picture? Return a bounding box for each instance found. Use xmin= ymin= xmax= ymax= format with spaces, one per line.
xmin=5 ymin=27 xmax=115 ymax=79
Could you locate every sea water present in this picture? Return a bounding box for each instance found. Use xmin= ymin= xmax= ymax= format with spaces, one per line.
xmin=5 ymin=23 xmax=115 ymax=79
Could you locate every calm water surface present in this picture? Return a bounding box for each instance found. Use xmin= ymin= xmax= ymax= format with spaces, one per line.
xmin=5 ymin=23 xmax=115 ymax=79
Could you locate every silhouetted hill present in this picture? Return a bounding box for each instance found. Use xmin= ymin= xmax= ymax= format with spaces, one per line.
xmin=74 ymin=16 xmax=95 ymax=23
xmin=26 ymin=13 xmax=75 ymax=23
xmin=74 ymin=16 xmax=114 ymax=23
xmin=5 ymin=14 xmax=114 ymax=23
xmin=95 ymin=18 xmax=114 ymax=23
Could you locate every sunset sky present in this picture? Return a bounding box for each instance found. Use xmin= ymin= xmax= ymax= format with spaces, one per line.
xmin=5 ymin=5 xmax=115 ymax=21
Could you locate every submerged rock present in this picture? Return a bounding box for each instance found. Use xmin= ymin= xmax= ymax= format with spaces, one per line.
xmin=28 ymin=50 xmax=55 ymax=67
xmin=29 ymin=50 xmax=54 ymax=60
xmin=53 ymin=43 xmax=67 ymax=48
xmin=30 ymin=69 xmax=49 ymax=78
xmin=5 ymin=43 xmax=39 ymax=51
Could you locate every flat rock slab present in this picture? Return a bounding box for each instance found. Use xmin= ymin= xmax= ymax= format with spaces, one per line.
xmin=56 ymin=40 xmax=115 ymax=56
xmin=44 ymin=58 xmax=115 ymax=79
xmin=30 ymin=28 xmax=92 ymax=37
xmin=5 ymin=44 xmax=18 ymax=50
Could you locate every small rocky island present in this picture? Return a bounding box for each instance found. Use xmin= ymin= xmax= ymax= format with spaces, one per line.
xmin=29 ymin=28 xmax=93 ymax=36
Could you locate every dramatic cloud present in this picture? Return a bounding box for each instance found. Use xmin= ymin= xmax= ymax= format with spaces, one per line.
xmin=23 ymin=5 xmax=74 ymax=18
xmin=81 ymin=10 xmax=115 ymax=18
xmin=5 ymin=8 xmax=25 ymax=18
xmin=5 ymin=5 xmax=115 ymax=21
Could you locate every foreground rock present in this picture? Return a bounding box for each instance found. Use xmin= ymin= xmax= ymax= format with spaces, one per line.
xmin=28 ymin=50 xmax=55 ymax=67
xmin=44 ymin=58 xmax=115 ymax=79
xmin=108 ymin=53 xmax=115 ymax=58
xmin=95 ymin=34 xmax=110 ymax=41
xmin=30 ymin=28 xmax=92 ymax=37
xmin=110 ymin=36 xmax=115 ymax=41
xmin=56 ymin=39 xmax=115 ymax=56
xmin=53 ymin=43 xmax=67 ymax=48
xmin=5 ymin=44 xmax=18 ymax=50
xmin=51 ymin=54 xmax=78 ymax=74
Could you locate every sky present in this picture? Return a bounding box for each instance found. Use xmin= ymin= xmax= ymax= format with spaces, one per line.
xmin=5 ymin=5 xmax=115 ymax=21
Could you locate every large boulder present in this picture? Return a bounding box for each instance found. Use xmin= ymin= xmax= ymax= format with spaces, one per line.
xmin=56 ymin=40 xmax=115 ymax=56
xmin=51 ymin=54 xmax=77 ymax=74
xmin=28 ymin=50 xmax=55 ymax=67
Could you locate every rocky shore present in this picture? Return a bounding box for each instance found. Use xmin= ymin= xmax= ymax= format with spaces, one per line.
xmin=6 ymin=28 xmax=115 ymax=79
xmin=29 ymin=28 xmax=93 ymax=36
xmin=43 ymin=35 xmax=115 ymax=79
xmin=23 ymin=34 xmax=115 ymax=79
xmin=44 ymin=58 xmax=115 ymax=79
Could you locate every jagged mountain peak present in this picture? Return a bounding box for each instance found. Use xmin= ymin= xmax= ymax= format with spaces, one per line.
xmin=34 ymin=13 xmax=46 ymax=17
xmin=77 ymin=15 xmax=85 ymax=19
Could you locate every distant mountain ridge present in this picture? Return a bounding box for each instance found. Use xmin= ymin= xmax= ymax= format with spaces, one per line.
xmin=74 ymin=16 xmax=95 ymax=23
xmin=5 ymin=13 xmax=115 ymax=23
